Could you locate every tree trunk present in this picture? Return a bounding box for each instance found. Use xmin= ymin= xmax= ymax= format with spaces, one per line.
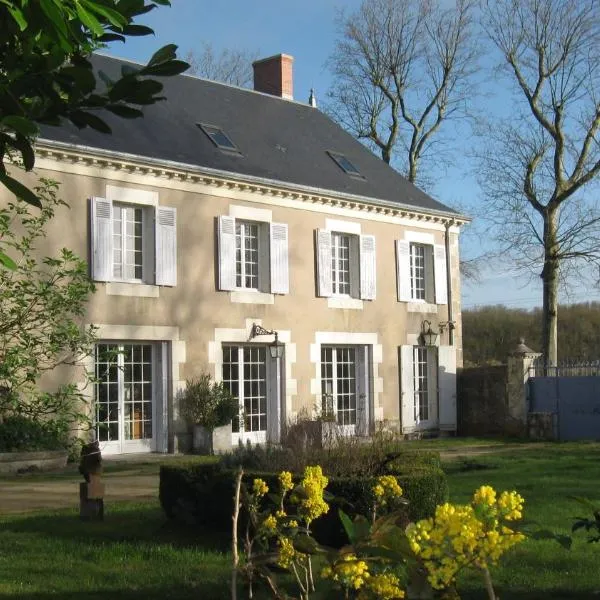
xmin=542 ymin=211 xmax=559 ymax=368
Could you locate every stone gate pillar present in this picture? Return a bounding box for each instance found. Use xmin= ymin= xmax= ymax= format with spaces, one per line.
xmin=506 ymin=339 xmax=541 ymax=436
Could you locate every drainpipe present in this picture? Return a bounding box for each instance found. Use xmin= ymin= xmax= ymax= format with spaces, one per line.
xmin=445 ymin=221 xmax=454 ymax=346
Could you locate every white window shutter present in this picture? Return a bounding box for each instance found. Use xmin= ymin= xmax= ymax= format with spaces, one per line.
xmin=434 ymin=244 xmax=448 ymax=304
xmin=396 ymin=240 xmax=411 ymax=302
xmin=270 ymin=222 xmax=289 ymax=294
xmin=90 ymin=197 xmax=113 ymax=282
xmin=155 ymin=206 xmax=177 ymax=286
xmin=359 ymin=234 xmax=376 ymax=300
xmin=438 ymin=345 xmax=457 ymax=431
xmin=218 ymin=215 xmax=236 ymax=291
xmin=400 ymin=345 xmax=416 ymax=433
xmin=156 ymin=341 xmax=170 ymax=453
xmin=315 ymin=229 xmax=332 ymax=297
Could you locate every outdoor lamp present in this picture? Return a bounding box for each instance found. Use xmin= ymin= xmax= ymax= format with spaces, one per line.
xmin=420 ymin=320 xmax=438 ymax=347
xmin=249 ymin=323 xmax=284 ymax=358
xmin=269 ymin=332 xmax=284 ymax=359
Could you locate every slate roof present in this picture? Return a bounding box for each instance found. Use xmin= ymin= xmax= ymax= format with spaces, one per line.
xmin=39 ymin=54 xmax=460 ymax=216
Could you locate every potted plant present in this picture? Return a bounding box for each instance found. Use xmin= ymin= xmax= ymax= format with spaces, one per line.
xmin=179 ymin=374 xmax=238 ymax=455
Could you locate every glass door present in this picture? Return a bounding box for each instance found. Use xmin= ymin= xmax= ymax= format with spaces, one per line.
xmin=95 ymin=343 xmax=155 ymax=454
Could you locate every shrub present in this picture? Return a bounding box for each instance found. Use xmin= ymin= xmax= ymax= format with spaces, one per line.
xmin=220 ymin=434 xmax=442 ymax=477
xmin=0 ymin=415 xmax=68 ymax=452
xmin=159 ymin=462 xmax=448 ymax=545
xmin=179 ymin=374 xmax=238 ymax=431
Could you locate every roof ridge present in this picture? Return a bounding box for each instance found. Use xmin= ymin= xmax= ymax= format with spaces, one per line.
xmin=93 ymin=51 xmax=317 ymax=110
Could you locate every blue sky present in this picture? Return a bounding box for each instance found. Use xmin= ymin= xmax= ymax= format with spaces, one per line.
xmin=105 ymin=0 xmax=600 ymax=310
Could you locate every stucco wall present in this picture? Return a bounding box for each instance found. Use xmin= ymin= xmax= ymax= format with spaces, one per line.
xmin=4 ymin=152 xmax=464 ymax=448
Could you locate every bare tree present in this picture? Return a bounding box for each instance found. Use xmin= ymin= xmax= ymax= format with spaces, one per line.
xmin=479 ymin=0 xmax=600 ymax=366
xmin=186 ymin=43 xmax=258 ymax=88
xmin=327 ymin=0 xmax=479 ymax=186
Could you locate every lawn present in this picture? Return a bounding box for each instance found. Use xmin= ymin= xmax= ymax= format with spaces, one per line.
xmin=0 ymin=443 xmax=599 ymax=599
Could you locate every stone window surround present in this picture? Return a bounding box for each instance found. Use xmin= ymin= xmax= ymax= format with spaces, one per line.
xmin=403 ymin=230 xmax=438 ymax=314
xmin=309 ymin=331 xmax=384 ymax=422
xmin=208 ymin=318 xmax=297 ymax=422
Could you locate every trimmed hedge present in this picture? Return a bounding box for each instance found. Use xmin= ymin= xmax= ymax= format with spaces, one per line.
xmin=0 ymin=415 xmax=67 ymax=452
xmin=159 ymin=461 xmax=448 ymax=545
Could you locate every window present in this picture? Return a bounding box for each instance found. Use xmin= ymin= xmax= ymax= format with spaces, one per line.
xmin=217 ymin=215 xmax=289 ymax=296
xmin=320 ymin=344 xmax=371 ymax=435
xmin=113 ymin=203 xmax=144 ymax=281
xmin=222 ymin=345 xmax=268 ymax=442
xmin=327 ymin=151 xmax=364 ymax=178
xmin=236 ymin=221 xmax=260 ymax=289
xmin=396 ymin=239 xmax=446 ymax=304
xmin=315 ymin=229 xmax=376 ymax=301
xmin=198 ymin=123 xmax=241 ymax=153
xmin=410 ymin=243 xmax=426 ymax=301
xmin=331 ymin=232 xmax=352 ymax=295
xmin=94 ymin=343 xmax=155 ymax=450
xmin=90 ymin=197 xmax=177 ymax=287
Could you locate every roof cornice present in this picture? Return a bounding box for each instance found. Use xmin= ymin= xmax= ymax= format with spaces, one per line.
xmin=36 ymin=139 xmax=471 ymax=225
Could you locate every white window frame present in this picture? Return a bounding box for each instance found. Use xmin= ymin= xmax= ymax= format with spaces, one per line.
xmin=112 ymin=202 xmax=147 ymax=284
xmin=235 ymin=220 xmax=261 ymax=291
xmin=413 ymin=345 xmax=438 ymax=426
xmin=91 ymin=186 xmax=176 ymax=293
xmin=321 ymin=345 xmax=359 ymax=434
xmin=331 ymin=232 xmax=353 ymax=296
xmin=410 ymin=242 xmax=427 ymax=302
xmin=217 ymin=206 xmax=289 ymax=304
xmin=222 ymin=344 xmax=270 ymax=445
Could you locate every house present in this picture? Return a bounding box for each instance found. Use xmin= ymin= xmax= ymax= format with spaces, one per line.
xmin=13 ymin=53 xmax=468 ymax=454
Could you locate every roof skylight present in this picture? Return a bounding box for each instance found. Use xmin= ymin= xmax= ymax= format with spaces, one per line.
xmin=198 ymin=123 xmax=241 ymax=153
xmin=327 ymin=151 xmax=364 ymax=178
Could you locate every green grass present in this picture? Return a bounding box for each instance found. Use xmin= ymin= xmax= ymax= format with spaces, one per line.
xmin=1 ymin=444 xmax=599 ymax=599
xmin=445 ymin=442 xmax=600 ymax=599
xmin=0 ymin=502 xmax=232 ymax=599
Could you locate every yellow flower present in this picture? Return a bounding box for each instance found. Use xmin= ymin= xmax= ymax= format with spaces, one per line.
xmin=322 ymin=553 xmax=370 ymax=590
xmin=277 ymin=536 xmax=296 ymax=569
xmin=406 ymin=486 xmax=526 ymax=590
xmin=252 ymin=478 xmax=269 ymax=497
xmin=358 ymin=573 xmax=405 ymax=599
xmin=278 ymin=470 xmax=294 ymax=492
xmin=373 ymin=475 xmax=403 ymax=507
xmin=262 ymin=514 xmax=277 ymax=533
xmin=297 ymin=465 xmax=329 ymax=525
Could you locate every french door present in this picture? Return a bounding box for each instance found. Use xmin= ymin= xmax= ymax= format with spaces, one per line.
xmin=222 ymin=344 xmax=283 ymax=445
xmin=94 ymin=343 xmax=156 ymax=454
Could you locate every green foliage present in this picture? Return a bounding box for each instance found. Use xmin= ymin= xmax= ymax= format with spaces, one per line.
xmin=0 ymin=179 xmax=96 ymax=422
xmin=179 ymin=374 xmax=238 ymax=432
xmin=463 ymin=303 xmax=600 ymax=365
xmin=0 ymin=1 xmax=189 ymax=270
xmin=159 ymin=462 xmax=448 ymax=546
xmin=571 ymin=497 xmax=600 ymax=543
xmin=221 ymin=433 xmax=441 ymax=477
xmin=0 ymin=1 xmax=188 ymax=200
xmin=0 ymin=414 xmax=68 ymax=452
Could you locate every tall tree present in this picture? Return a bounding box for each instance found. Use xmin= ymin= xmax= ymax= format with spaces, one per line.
xmin=186 ymin=43 xmax=258 ymax=88
xmin=327 ymin=0 xmax=479 ymax=186
xmin=480 ymin=0 xmax=600 ymax=367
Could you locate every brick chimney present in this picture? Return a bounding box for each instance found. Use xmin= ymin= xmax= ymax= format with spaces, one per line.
xmin=252 ymin=54 xmax=294 ymax=100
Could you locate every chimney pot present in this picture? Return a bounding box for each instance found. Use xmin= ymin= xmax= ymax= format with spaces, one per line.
xmin=252 ymin=54 xmax=294 ymax=100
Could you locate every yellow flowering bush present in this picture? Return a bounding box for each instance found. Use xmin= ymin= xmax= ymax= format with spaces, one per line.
xmin=321 ymin=553 xmax=370 ymax=590
xmin=406 ymin=485 xmax=526 ymax=590
xmin=277 ymin=536 xmax=296 ymax=569
xmin=373 ymin=475 xmax=404 ymax=507
xmin=358 ymin=573 xmax=405 ymax=600
xmin=295 ymin=465 xmax=329 ymax=525
xmin=252 ymin=478 xmax=269 ymax=498
xmin=278 ymin=470 xmax=294 ymax=492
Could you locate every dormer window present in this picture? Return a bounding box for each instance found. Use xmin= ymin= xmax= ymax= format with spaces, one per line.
xmin=327 ymin=151 xmax=364 ymax=178
xmin=198 ymin=123 xmax=241 ymax=154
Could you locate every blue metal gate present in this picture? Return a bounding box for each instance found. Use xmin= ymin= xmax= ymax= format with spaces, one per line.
xmin=529 ymin=376 xmax=600 ymax=441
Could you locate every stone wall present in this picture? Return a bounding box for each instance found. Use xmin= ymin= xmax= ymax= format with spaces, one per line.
xmin=457 ymin=365 xmax=509 ymax=436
